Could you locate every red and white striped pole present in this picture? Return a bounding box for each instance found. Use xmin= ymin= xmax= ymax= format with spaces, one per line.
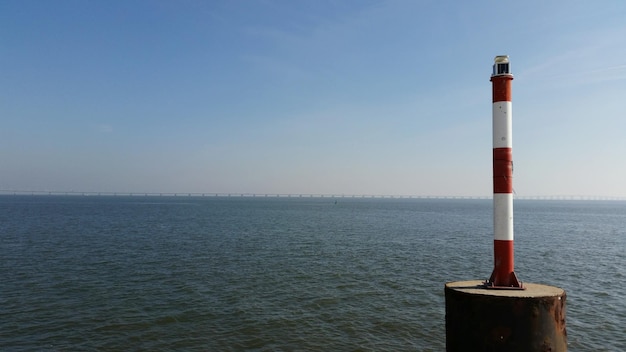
xmin=487 ymin=55 xmax=522 ymax=289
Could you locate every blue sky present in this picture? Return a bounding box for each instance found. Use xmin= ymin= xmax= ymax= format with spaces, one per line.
xmin=2 ymin=0 xmax=625 ymax=197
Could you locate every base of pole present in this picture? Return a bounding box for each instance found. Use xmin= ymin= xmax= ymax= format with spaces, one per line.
xmin=485 ymin=270 xmax=524 ymax=290
xmin=445 ymin=280 xmax=567 ymax=352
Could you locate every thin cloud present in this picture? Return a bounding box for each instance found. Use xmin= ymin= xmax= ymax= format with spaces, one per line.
xmin=96 ymin=124 xmax=113 ymax=133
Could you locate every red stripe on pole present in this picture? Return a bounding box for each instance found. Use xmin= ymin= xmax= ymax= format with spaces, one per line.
xmin=493 ymin=148 xmax=513 ymax=193
xmin=489 ymin=240 xmax=518 ymax=287
xmin=491 ymin=75 xmax=513 ymax=102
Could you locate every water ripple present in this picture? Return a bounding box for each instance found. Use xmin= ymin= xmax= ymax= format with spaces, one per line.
xmin=1 ymin=197 xmax=624 ymax=351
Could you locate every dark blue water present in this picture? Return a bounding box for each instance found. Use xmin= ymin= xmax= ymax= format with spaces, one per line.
xmin=1 ymin=196 xmax=624 ymax=351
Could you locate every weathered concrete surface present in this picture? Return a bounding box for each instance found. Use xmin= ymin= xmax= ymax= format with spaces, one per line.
xmin=445 ymin=280 xmax=567 ymax=352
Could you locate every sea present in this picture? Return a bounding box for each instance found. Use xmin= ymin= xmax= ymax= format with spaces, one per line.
xmin=1 ymin=195 xmax=624 ymax=351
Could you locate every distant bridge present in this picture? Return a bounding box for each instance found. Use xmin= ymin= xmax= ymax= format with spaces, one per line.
xmin=1 ymin=190 xmax=625 ymax=201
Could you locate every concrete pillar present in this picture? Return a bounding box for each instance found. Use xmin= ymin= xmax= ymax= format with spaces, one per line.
xmin=445 ymin=280 xmax=567 ymax=351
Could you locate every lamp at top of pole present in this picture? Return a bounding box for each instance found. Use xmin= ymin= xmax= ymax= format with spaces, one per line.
xmin=492 ymin=55 xmax=512 ymax=77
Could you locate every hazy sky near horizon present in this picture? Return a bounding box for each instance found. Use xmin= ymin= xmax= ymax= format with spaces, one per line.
xmin=2 ymin=0 xmax=626 ymax=196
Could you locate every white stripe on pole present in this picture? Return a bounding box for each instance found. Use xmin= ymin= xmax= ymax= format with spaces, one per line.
xmin=492 ymin=101 xmax=512 ymax=149
xmin=493 ymin=193 xmax=513 ymax=241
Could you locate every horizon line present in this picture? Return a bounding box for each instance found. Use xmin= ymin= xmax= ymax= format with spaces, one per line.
xmin=1 ymin=190 xmax=625 ymax=201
